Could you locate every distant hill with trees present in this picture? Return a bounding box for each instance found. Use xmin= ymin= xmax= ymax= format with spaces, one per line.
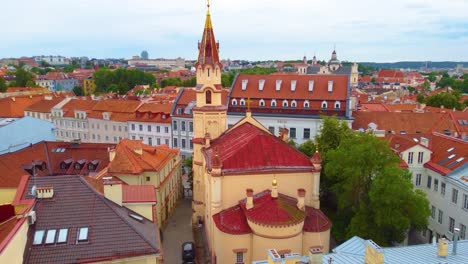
xmin=359 ymin=61 xmax=468 ymax=70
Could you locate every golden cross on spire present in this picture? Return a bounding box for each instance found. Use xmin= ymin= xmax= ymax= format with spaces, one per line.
xmin=246 ymin=97 xmax=252 ymax=111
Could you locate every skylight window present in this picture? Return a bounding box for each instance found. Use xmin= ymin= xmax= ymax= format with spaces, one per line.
xmin=456 ymin=157 xmax=465 ymax=162
xmin=57 ymin=229 xmax=68 ymax=243
xmin=33 ymin=230 xmax=45 ymax=245
xmin=448 ymin=154 xmax=456 ymax=159
xmin=45 ymin=229 xmax=57 ymax=244
xmin=447 ymin=147 xmax=455 ymax=152
xmin=413 ymin=138 xmax=419 ymax=142
xmin=78 ymin=227 xmax=89 ymax=242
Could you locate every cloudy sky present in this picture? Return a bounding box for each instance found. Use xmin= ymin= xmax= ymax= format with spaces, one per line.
xmin=1 ymin=0 xmax=467 ymax=62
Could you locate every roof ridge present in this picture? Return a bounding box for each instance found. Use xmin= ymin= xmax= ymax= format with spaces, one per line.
xmin=78 ymin=177 xmax=159 ymax=252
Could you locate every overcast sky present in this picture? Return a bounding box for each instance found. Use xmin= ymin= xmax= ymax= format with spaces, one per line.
xmin=1 ymin=0 xmax=467 ymax=62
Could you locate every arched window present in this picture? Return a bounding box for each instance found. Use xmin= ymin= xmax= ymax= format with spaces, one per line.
xmin=335 ymin=101 xmax=341 ymax=109
xmin=304 ymin=100 xmax=310 ymax=108
xmin=206 ymin=90 xmax=212 ymax=104
xmin=271 ymin=99 xmax=277 ymax=108
xmin=282 ymin=100 xmax=288 ymax=108
xmin=231 ymin=99 xmax=238 ymax=106
xmin=291 ymin=100 xmax=297 ymax=108
xmin=321 ymin=101 xmax=328 ymax=109
xmin=259 ymin=99 xmax=265 ymax=107
xmin=207 ymin=68 xmax=210 ymax=77
xmin=240 ymin=99 xmax=246 ymax=106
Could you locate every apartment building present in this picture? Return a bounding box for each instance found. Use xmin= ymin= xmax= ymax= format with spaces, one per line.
xmin=128 ymin=101 xmax=173 ymax=147
xmin=170 ymin=88 xmax=196 ymax=159
xmin=24 ymin=95 xmax=66 ymax=122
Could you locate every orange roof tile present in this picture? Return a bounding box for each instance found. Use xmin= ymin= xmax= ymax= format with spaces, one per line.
xmin=25 ymin=97 xmax=65 ymax=113
xmin=0 ymin=95 xmax=44 ymax=117
xmin=61 ymin=98 xmax=99 ymax=117
xmin=92 ymin=99 xmax=141 ymax=113
xmin=122 ymin=185 xmax=156 ymax=203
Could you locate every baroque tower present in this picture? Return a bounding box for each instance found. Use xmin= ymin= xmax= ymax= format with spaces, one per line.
xmin=192 ymin=2 xmax=227 ymax=223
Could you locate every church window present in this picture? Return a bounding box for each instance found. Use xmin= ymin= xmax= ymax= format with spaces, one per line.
xmin=236 ymin=252 xmax=244 ymax=263
xmin=206 ymin=90 xmax=212 ymax=104
xmin=291 ymin=100 xmax=297 ymax=108
xmin=240 ymin=99 xmax=246 ymax=106
xmin=207 ymin=68 xmax=210 ymax=77
xmin=282 ymin=100 xmax=288 ymax=108
xmin=231 ymin=99 xmax=238 ymax=106
xmin=304 ymin=100 xmax=310 ymax=108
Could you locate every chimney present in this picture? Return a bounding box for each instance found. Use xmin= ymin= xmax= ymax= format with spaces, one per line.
xmin=134 ymin=147 xmax=143 ymax=155
xmin=420 ymin=137 xmax=429 ymax=148
xmin=279 ymin=127 xmax=289 ymax=142
xmin=453 ymin=228 xmax=460 ymax=255
xmin=103 ymin=177 xmax=122 ymax=206
xmin=308 ymin=246 xmax=323 ymax=264
xmin=204 ymin=132 xmax=211 ymax=147
xmin=36 ymin=187 xmax=54 ymax=199
xmin=271 ymin=179 xmax=278 ymax=198
xmin=246 ymin=189 xmax=254 ymax=210
xmin=11 ymin=97 xmax=16 ymax=102
xmin=109 ymin=148 xmax=116 ymax=162
xmin=365 ymin=240 xmax=384 ymax=264
xmin=297 ymin=188 xmax=306 ymax=211
xmin=437 ymin=238 xmax=449 ymax=258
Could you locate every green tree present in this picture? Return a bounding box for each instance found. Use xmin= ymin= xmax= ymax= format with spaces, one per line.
xmin=425 ymin=92 xmax=462 ymax=110
xmin=14 ymin=68 xmax=35 ymax=87
xmin=407 ymin=86 xmax=415 ymax=93
xmin=325 ymin=132 xmax=430 ymax=245
xmin=427 ymin=72 xmax=437 ymax=82
xmin=297 ymin=140 xmax=316 ymax=157
xmin=416 ymin=94 xmax=425 ymax=104
xmin=184 ymin=157 xmax=194 ymax=190
xmin=93 ymin=68 xmax=155 ymax=94
xmin=182 ymin=77 xmax=196 ymax=87
xmin=371 ymin=77 xmax=376 ymax=83
xmin=73 ymin=86 xmax=84 ymax=96
xmin=422 ymin=80 xmax=431 ymax=91
xmin=437 ymin=77 xmax=454 ymax=89
xmin=0 ymin=78 xmax=7 ymax=92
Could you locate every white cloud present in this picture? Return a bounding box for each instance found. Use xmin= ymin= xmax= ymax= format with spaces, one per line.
xmin=0 ymin=0 xmax=467 ymax=61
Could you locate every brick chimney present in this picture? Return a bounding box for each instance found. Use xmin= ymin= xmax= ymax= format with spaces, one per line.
xmin=204 ymin=132 xmax=211 ymax=147
xmin=246 ymin=189 xmax=254 ymax=210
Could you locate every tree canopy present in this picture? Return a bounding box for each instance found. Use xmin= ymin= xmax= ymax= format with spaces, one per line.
xmin=0 ymin=78 xmax=7 ymax=92
xmin=319 ymin=117 xmax=430 ymax=246
xmin=93 ymin=68 xmax=156 ymax=95
xmin=424 ymin=92 xmax=463 ymax=110
xmin=13 ymin=68 xmax=35 ymax=87
xmin=160 ymin=77 xmax=196 ymax=88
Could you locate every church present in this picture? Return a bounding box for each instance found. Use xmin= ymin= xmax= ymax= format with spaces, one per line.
xmin=191 ymin=3 xmax=331 ymax=263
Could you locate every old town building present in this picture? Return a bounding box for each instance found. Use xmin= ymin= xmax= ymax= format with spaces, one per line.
xmin=191 ymin=5 xmax=331 ymax=263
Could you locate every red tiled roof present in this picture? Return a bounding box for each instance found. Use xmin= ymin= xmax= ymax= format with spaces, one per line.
xmin=0 ymin=95 xmax=44 ymax=117
xmin=6 ymin=87 xmax=49 ymax=93
xmin=240 ymin=191 xmax=305 ymax=226
xmin=123 ymin=185 xmax=156 ymax=203
xmin=377 ymin=69 xmax=405 ymax=78
xmin=213 ymin=190 xmax=331 ymax=235
xmin=203 ymin=122 xmax=314 ymax=175
xmin=0 ymin=141 xmax=113 ymax=188
xmin=108 ymin=139 xmax=178 ymax=175
xmin=353 ymin=111 xmax=459 ymax=135
xmin=24 ymin=97 xmax=65 ymax=113
xmin=61 ymin=98 xmax=98 ymax=117
xmin=130 ymin=102 xmax=172 ymax=123
xmin=425 ymin=133 xmax=467 ymax=174
xmin=92 ymin=99 xmax=141 ymax=113
xmin=358 ymin=103 xmax=389 ymax=112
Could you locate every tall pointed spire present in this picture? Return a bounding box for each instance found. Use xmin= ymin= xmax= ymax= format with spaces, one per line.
xmin=196 ymin=0 xmax=221 ymax=69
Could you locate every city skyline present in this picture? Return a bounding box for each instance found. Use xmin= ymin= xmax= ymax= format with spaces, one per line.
xmin=1 ymin=0 xmax=468 ymax=62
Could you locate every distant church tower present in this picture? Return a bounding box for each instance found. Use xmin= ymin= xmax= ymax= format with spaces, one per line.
xmin=192 ymin=2 xmax=227 ymax=223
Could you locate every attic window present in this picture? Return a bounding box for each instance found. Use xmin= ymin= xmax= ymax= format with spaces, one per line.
xmin=177 ymin=108 xmax=182 ymax=114
xmin=276 ymin=80 xmax=282 ymax=91
xmin=33 ymin=230 xmax=45 ymax=245
xmin=321 ymin=101 xmax=328 ymax=109
xmin=45 ymin=229 xmax=57 ymax=244
xmin=282 ymin=100 xmax=288 ymax=108
xmin=271 ymin=100 xmax=277 ymax=108
xmin=259 ymin=99 xmax=265 ymax=107
xmin=400 ymin=131 xmax=407 ymax=135
xmin=232 ymin=99 xmax=238 ymax=106
xmin=291 ymin=100 xmax=297 ymax=108
xmin=57 ymin=229 xmax=68 ymax=244
xmin=291 ymin=80 xmax=297 ymax=91
xmin=304 ymin=100 xmax=310 ymax=108
xmin=242 ymin=80 xmax=248 ymax=90
xmin=78 ymin=227 xmax=89 ymax=242
xmin=259 ymin=79 xmax=265 ymax=91
xmin=328 ymin=81 xmax=333 ymax=92
xmin=240 ymin=99 xmax=246 ymax=106
xmin=60 ymin=159 xmax=73 ymax=170
xmin=447 ymin=147 xmax=455 ymax=152
xmin=448 ymin=154 xmax=456 ymax=159
xmin=129 ymin=213 xmax=144 ymax=222
xmin=334 ymin=101 xmax=341 ymax=109
xmin=308 ymin=80 xmax=314 ymax=92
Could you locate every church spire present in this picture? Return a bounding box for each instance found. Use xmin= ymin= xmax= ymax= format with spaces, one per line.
xmin=196 ymin=0 xmax=221 ymax=69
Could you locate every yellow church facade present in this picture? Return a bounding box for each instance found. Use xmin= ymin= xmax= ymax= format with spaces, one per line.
xmin=191 ymin=4 xmax=331 ymax=263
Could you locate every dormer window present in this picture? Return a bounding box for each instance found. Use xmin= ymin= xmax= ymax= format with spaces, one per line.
xmin=291 ymin=100 xmax=297 ymax=108
xmin=240 ymin=99 xmax=246 ymax=107
xmin=259 ymin=80 xmax=265 ymax=91
xmin=328 ymin=81 xmax=333 ymax=92
xmin=282 ymin=100 xmax=288 ymax=108
xmin=242 ymin=80 xmax=248 ymax=90
xmin=291 ymin=80 xmax=297 ymax=91
xmin=231 ymin=99 xmax=238 ymax=106
xmin=177 ymin=108 xmax=182 ymax=114
xmin=271 ymin=99 xmax=277 ymax=108
xmin=60 ymin=159 xmax=73 ymax=170
xmin=276 ymin=80 xmax=282 ymax=91
xmin=304 ymin=100 xmax=310 ymax=108
xmin=259 ymin=99 xmax=265 ymax=107
xmin=321 ymin=101 xmax=328 ymax=109
xmin=74 ymin=159 xmax=86 ymax=170
xmin=88 ymin=160 xmax=99 ymax=171
xmin=308 ymin=80 xmax=314 ymax=92
xmin=334 ymin=101 xmax=341 ymax=109
xmin=103 ymin=112 xmax=110 ymax=120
